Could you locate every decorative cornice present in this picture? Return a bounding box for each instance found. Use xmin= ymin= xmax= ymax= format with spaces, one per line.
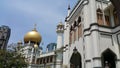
xmin=84 ymin=23 xmax=120 ymax=32
xmin=84 ymin=23 xmax=120 ymax=37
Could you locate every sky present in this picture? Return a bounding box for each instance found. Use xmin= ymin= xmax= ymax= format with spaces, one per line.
xmin=0 ymin=0 xmax=78 ymax=51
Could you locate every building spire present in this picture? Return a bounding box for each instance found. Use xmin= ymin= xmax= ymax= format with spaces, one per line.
xmin=33 ymin=23 xmax=37 ymax=31
xmin=67 ymin=4 xmax=71 ymax=17
xmin=68 ymin=4 xmax=70 ymax=10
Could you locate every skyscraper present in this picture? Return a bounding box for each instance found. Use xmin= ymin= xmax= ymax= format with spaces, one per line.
xmin=0 ymin=25 xmax=11 ymax=49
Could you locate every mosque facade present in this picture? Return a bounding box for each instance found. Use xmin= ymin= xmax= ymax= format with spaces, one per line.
xmin=63 ymin=0 xmax=120 ymax=68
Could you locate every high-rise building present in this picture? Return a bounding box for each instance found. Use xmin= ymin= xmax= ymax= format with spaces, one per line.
xmin=0 ymin=25 xmax=11 ymax=49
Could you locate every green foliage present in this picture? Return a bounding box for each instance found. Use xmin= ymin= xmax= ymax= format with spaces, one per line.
xmin=0 ymin=49 xmax=28 ymax=68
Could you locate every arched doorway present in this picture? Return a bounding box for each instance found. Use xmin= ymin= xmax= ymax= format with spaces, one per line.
xmin=101 ymin=49 xmax=117 ymax=68
xmin=70 ymin=47 xmax=82 ymax=68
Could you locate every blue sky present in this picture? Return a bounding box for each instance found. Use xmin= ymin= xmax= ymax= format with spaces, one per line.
xmin=0 ymin=0 xmax=77 ymax=50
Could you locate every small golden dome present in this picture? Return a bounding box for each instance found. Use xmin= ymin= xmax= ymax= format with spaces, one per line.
xmin=24 ymin=29 xmax=42 ymax=45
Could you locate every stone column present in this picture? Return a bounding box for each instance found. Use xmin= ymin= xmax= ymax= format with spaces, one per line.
xmin=83 ymin=1 xmax=92 ymax=68
xmin=89 ymin=0 xmax=102 ymax=67
xmin=84 ymin=36 xmax=92 ymax=68
xmin=89 ymin=0 xmax=97 ymax=24
xmin=110 ymin=7 xmax=115 ymax=27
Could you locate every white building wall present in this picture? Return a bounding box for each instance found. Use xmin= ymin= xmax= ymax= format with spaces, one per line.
xmin=57 ymin=33 xmax=63 ymax=49
xmin=100 ymin=34 xmax=113 ymax=53
xmin=63 ymin=21 xmax=70 ymax=67
xmin=63 ymin=0 xmax=120 ymax=68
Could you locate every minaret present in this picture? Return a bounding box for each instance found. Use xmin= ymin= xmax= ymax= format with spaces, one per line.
xmin=56 ymin=21 xmax=64 ymax=49
xmin=56 ymin=21 xmax=64 ymax=68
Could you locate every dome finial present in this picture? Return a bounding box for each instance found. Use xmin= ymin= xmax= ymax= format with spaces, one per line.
xmin=33 ymin=23 xmax=37 ymax=31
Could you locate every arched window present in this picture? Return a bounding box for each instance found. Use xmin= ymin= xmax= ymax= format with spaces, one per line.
xmin=70 ymin=26 xmax=74 ymax=44
xmin=74 ymin=29 xmax=76 ymax=41
xmin=77 ymin=16 xmax=81 ymax=24
xmin=70 ymin=32 xmax=72 ymax=44
xmin=97 ymin=8 xmax=104 ymax=25
xmin=78 ymin=25 xmax=82 ymax=39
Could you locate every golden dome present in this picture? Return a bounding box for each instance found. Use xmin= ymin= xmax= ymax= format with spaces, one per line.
xmin=24 ymin=29 xmax=42 ymax=45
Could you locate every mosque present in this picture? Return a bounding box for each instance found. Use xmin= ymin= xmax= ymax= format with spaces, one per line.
xmin=17 ymin=22 xmax=64 ymax=68
xmin=17 ymin=0 xmax=120 ymax=68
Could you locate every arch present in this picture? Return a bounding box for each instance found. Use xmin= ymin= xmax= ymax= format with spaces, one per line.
xmin=70 ymin=47 xmax=82 ymax=68
xmin=110 ymin=0 xmax=120 ymax=24
xmin=70 ymin=26 xmax=74 ymax=32
xmin=97 ymin=8 xmax=102 ymax=13
xmin=101 ymin=49 xmax=117 ymax=68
